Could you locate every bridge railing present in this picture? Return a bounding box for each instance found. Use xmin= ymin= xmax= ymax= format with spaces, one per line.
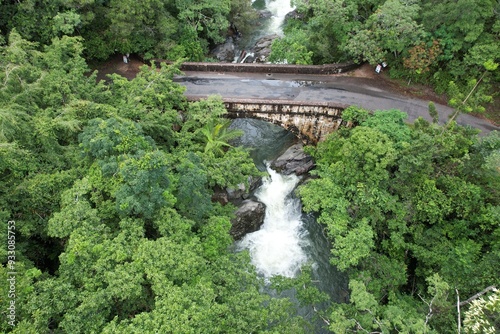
xmin=151 ymin=59 xmax=359 ymax=75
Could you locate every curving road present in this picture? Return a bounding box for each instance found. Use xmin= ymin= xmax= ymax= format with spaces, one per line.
xmin=174 ymin=71 xmax=499 ymax=134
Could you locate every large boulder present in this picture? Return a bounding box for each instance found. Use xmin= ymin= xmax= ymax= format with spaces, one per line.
xmin=285 ymin=9 xmax=304 ymax=22
xmin=271 ymin=143 xmax=315 ymax=176
xmin=257 ymin=10 xmax=273 ymax=18
xmin=212 ymin=176 xmax=263 ymax=206
xmin=251 ymin=34 xmax=279 ymax=62
xmin=210 ymin=37 xmax=236 ymax=62
xmin=230 ymin=200 xmax=266 ymax=240
xmin=226 ymin=176 xmax=263 ymax=205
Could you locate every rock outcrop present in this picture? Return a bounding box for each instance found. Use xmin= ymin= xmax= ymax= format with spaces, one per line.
xmin=285 ymin=9 xmax=304 ymax=22
xmin=271 ymin=143 xmax=315 ymax=176
xmin=246 ymin=34 xmax=279 ymax=63
xmin=210 ymin=37 xmax=236 ymax=62
xmin=227 ymin=176 xmax=263 ymax=204
xmin=230 ymin=200 xmax=266 ymax=240
xmin=257 ymin=10 xmax=273 ymax=18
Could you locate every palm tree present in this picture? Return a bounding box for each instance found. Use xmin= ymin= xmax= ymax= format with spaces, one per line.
xmin=200 ymin=119 xmax=243 ymax=156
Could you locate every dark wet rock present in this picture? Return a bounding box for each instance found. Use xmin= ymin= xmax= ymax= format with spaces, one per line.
xmin=250 ymin=34 xmax=279 ymax=62
xmin=285 ymin=9 xmax=304 ymax=21
xmin=242 ymin=54 xmax=255 ymax=63
xmin=230 ymin=200 xmax=266 ymax=240
xmin=226 ymin=176 xmax=263 ymax=205
xmin=271 ymin=143 xmax=315 ymax=176
xmin=254 ymin=34 xmax=278 ymax=52
xmin=210 ymin=37 xmax=235 ymax=62
xmin=212 ymin=176 xmax=263 ymax=206
xmin=212 ymin=186 xmax=229 ymax=205
xmin=258 ymin=10 xmax=273 ymax=18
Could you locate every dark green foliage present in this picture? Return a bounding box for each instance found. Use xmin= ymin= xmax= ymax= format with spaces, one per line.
xmin=299 ymin=107 xmax=500 ymax=332
xmin=286 ymin=0 xmax=499 ymax=113
xmin=174 ymin=152 xmax=213 ymax=221
xmin=428 ymin=101 xmax=439 ymax=123
xmin=1 ymin=33 xmax=302 ymax=333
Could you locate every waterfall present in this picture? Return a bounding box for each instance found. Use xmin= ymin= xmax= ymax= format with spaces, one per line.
xmin=237 ymin=165 xmax=309 ymax=278
xmin=265 ymin=0 xmax=294 ymax=36
xmin=231 ymin=119 xmax=348 ymax=333
xmin=237 ymin=0 xmax=295 ymax=53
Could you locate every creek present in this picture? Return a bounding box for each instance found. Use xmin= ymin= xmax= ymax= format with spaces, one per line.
xmin=236 ymin=0 xmax=294 ymax=52
xmin=230 ymin=119 xmax=347 ymax=333
xmin=229 ymin=2 xmax=347 ymax=332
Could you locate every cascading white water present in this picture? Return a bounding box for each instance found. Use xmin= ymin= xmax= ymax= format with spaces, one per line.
xmin=237 ymin=0 xmax=295 ymax=53
xmin=265 ymin=0 xmax=294 ymax=36
xmin=237 ymin=165 xmax=309 ymax=278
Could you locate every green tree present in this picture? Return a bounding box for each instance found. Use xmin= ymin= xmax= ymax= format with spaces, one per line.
xmin=200 ymin=118 xmax=243 ymax=155
xmin=464 ymin=288 xmax=500 ymax=333
xmin=299 ymin=107 xmax=500 ymax=332
xmin=345 ymin=0 xmax=424 ymax=64
xmin=269 ymin=27 xmax=314 ymax=64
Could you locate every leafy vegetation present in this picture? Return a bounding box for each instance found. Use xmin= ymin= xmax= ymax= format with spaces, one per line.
xmin=0 ymin=32 xmax=308 ymax=333
xmin=298 ymin=107 xmax=500 ymax=332
xmin=1 ymin=1 xmax=499 ymax=333
xmin=274 ymin=0 xmax=499 ymax=116
xmin=1 ymin=0 xmax=497 ymax=114
xmin=0 ymin=0 xmax=258 ymax=61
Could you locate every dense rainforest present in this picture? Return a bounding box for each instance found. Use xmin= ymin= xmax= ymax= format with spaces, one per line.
xmin=0 ymin=32 xmax=310 ymax=333
xmin=0 ymin=0 xmax=499 ymax=333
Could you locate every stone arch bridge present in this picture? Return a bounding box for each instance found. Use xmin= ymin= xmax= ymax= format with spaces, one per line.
xmin=187 ymin=96 xmax=350 ymax=144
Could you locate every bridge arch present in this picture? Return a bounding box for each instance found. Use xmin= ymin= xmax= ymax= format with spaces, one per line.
xmin=187 ymin=97 xmax=351 ymax=144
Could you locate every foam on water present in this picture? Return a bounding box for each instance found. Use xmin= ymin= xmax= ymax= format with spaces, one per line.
xmin=237 ymin=165 xmax=309 ymax=278
xmin=266 ymin=0 xmax=295 ymax=35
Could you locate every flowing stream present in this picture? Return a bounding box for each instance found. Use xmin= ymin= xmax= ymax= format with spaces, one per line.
xmin=230 ymin=119 xmax=347 ymax=333
xmin=237 ymin=0 xmax=295 ymax=52
xmin=237 ymin=166 xmax=309 ymax=278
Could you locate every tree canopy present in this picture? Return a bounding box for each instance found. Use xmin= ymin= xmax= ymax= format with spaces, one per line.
xmin=298 ymin=107 xmax=500 ymax=333
xmin=273 ymin=0 xmax=499 ymax=115
xmin=0 ymin=32 xmax=309 ymax=333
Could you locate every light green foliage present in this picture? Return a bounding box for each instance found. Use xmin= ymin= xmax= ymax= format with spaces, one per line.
xmin=361 ymin=109 xmax=411 ymax=147
xmin=341 ymin=105 xmax=370 ymax=124
xmin=269 ymin=27 xmax=314 ymax=64
xmin=106 ymin=61 xmax=185 ymax=148
xmin=447 ymin=58 xmax=497 ymax=120
xmin=203 ymin=146 xmax=261 ymax=188
xmin=464 ymin=288 xmax=500 ymax=333
xmin=52 ymin=10 xmax=81 ymax=35
xmin=200 ymin=118 xmax=243 ymax=155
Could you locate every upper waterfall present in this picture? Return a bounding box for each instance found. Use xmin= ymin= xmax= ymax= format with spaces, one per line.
xmin=265 ymin=0 xmax=295 ymax=36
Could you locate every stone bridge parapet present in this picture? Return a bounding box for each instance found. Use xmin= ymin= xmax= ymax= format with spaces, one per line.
xmin=153 ymin=59 xmax=359 ymax=75
xmin=186 ymin=96 xmax=351 ymax=144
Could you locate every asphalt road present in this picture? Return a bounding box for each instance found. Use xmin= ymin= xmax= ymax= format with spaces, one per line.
xmin=174 ymin=71 xmax=499 ymax=134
